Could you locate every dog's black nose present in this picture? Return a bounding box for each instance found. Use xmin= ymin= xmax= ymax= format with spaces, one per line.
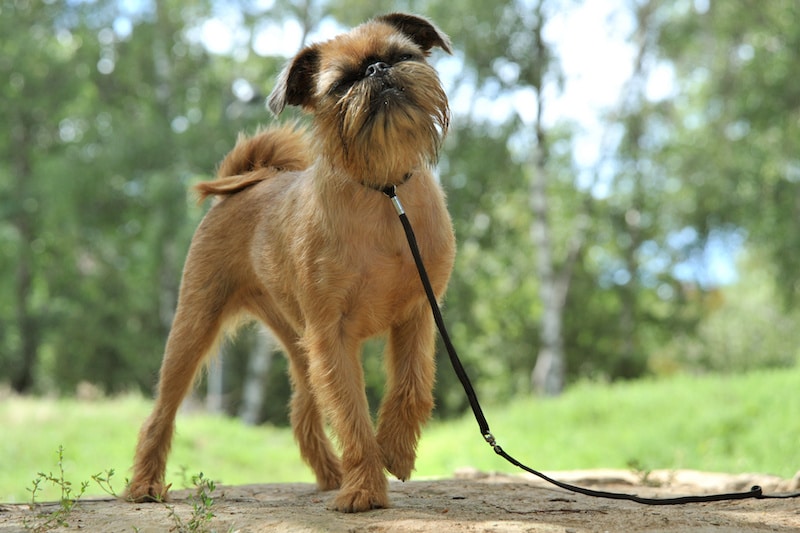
xmin=365 ymin=61 xmax=390 ymax=77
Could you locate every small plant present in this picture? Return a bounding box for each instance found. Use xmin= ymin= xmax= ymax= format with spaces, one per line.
xmin=164 ymin=471 xmax=218 ymax=532
xmin=91 ymin=468 xmax=119 ymax=497
xmin=188 ymin=472 xmax=217 ymax=531
xmin=23 ymin=445 xmax=90 ymax=532
xmin=22 ymin=446 xmax=121 ymax=532
xmin=627 ymin=459 xmax=663 ymax=488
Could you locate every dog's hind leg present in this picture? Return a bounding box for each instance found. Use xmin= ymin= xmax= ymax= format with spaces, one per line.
xmin=286 ymin=346 xmax=343 ymax=490
xmin=302 ymin=330 xmax=388 ymax=512
xmin=376 ymin=306 xmax=436 ymax=481
xmin=246 ymin=303 xmax=343 ymax=492
xmin=125 ymin=270 xmax=235 ymax=502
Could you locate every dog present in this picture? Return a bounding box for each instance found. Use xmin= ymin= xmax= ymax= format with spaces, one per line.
xmin=124 ymin=13 xmax=455 ymax=512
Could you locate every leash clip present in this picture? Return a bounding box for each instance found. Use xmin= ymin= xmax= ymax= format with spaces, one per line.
xmin=390 ymin=195 xmax=405 ymax=216
xmin=483 ymin=431 xmax=504 ymax=454
xmin=380 ymin=185 xmax=405 ymax=215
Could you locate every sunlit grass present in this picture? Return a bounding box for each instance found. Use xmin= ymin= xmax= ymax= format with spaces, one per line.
xmin=0 ymin=395 xmax=312 ymax=503
xmin=417 ymin=366 xmax=800 ymax=478
xmin=2 ymin=366 xmax=798 ymax=503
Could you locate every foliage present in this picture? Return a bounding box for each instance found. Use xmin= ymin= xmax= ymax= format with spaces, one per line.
xmin=0 ymin=0 xmax=798 ymax=419
xmin=653 ymin=0 xmax=800 ymax=303
xmin=652 ymin=253 xmax=800 ymax=374
xmin=164 ymin=472 xmax=218 ymax=533
xmin=0 ymin=0 xmax=278 ymax=396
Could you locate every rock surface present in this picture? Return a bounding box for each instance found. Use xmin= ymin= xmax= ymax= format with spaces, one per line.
xmin=2 ymin=469 xmax=799 ymax=532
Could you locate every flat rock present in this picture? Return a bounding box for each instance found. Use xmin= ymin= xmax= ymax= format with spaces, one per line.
xmin=2 ymin=470 xmax=798 ymax=532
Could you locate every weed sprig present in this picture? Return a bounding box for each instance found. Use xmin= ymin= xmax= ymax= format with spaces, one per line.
xmin=23 ymin=445 xmax=95 ymax=532
xmin=23 ymin=447 xmax=222 ymax=532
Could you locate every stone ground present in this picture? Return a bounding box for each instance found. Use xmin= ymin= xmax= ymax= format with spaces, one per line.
xmin=2 ymin=469 xmax=799 ymax=532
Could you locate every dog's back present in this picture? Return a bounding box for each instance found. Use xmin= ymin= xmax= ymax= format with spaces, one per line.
xmin=195 ymin=123 xmax=310 ymax=201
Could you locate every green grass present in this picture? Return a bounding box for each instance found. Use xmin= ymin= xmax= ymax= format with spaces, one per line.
xmin=418 ymin=367 xmax=800 ymax=479
xmin=2 ymin=366 xmax=798 ymax=503
xmin=0 ymin=395 xmax=313 ymax=503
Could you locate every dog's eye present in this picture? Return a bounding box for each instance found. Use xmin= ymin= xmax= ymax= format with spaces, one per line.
xmin=396 ymin=53 xmax=414 ymax=63
xmin=330 ymin=77 xmax=357 ymax=95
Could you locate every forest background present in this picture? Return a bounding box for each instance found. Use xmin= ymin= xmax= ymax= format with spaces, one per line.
xmin=2 ymin=0 xmax=799 ymax=424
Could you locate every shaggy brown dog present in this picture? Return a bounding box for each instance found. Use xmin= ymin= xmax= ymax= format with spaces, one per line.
xmin=125 ymin=13 xmax=455 ymax=512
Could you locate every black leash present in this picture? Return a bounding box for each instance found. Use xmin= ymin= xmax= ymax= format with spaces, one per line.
xmin=382 ymin=185 xmax=800 ymax=504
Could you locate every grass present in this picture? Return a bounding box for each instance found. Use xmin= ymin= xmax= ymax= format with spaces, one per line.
xmin=417 ymin=366 xmax=800 ymax=478
xmin=2 ymin=366 xmax=798 ymax=503
xmin=0 ymin=394 xmax=313 ymax=504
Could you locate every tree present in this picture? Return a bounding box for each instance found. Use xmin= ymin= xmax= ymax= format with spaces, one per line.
xmin=0 ymin=0 xmax=281 ymax=395
xmin=524 ymin=0 xmax=583 ymax=396
xmin=0 ymin=0 xmax=95 ymax=392
xmin=6 ymin=0 xmax=796 ymax=415
xmin=654 ymin=252 xmax=800 ymax=374
xmin=425 ymin=0 xmax=587 ymax=399
xmin=654 ymin=1 xmax=800 ymax=304
xmin=329 ymin=0 xmax=658 ymax=402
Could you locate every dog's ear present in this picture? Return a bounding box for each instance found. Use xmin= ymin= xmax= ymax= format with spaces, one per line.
xmin=376 ymin=13 xmax=452 ymax=55
xmin=267 ymin=45 xmax=320 ymax=116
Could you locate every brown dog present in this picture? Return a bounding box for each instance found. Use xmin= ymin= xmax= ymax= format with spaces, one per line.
xmin=125 ymin=13 xmax=455 ymax=512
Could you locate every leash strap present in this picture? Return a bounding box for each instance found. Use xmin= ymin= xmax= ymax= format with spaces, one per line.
xmin=382 ymin=186 xmax=800 ymax=505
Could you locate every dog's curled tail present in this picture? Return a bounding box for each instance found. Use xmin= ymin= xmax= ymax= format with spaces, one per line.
xmin=195 ymin=123 xmax=311 ymax=202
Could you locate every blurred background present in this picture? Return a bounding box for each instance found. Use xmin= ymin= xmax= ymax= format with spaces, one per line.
xmin=2 ymin=0 xmax=799 ymax=426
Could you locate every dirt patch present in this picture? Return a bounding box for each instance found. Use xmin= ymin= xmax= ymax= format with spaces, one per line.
xmin=2 ymin=469 xmax=799 ymax=532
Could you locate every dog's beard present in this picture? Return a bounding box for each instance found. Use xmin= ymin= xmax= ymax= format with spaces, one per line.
xmin=315 ymin=62 xmax=449 ymax=188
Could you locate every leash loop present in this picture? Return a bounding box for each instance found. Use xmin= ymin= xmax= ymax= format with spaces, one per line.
xmin=383 ymin=188 xmax=800 ymax=505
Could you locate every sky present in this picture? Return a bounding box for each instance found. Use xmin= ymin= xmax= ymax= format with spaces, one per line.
xmin=194 ymin=2 xmax=641 ymax=121
xmin=109 ymin=0 xmax=660 ymax=194
xmin=192 ymin=1 xmax=676 ymax=172
xmin=188 ymin=0 xmax=737 ymax=286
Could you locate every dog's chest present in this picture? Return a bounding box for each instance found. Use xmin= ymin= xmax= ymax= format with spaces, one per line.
xmin=311 ymin=212 xmax=449 ymax=334
xmin=258 ymin=177 xmax=454 ymax=336
xmin=354 ymin=212 xmax=452 ymax=316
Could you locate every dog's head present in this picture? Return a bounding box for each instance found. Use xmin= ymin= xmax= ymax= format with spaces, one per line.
xmin=268 ymin=13 xmax=451 ymax=187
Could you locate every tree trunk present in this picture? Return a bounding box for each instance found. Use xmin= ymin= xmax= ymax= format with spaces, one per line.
xmin=238 ymin=328 xmax=276 ymax=425
xmin=614 ymin=5 xmax=654 ymax=377
xmin=11 ymin=120 xmax=38 ymax=393
xmin=528 ymin=134 xmax=566 ymax=396
xmin=526 ymin=2 xmax=567 ymax=396
xmin=13 ymin=221 xmax=37 ymax=393
xmin=206 ymin=351 xmax=225 ymax=413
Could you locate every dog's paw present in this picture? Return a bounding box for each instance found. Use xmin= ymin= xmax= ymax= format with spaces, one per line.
xmin=382 ymin=452 xmax=415 ymax=481
xmin=377 ymin=433 xmax=416 ymax=481
xmin=123 ymin=481 xmax=171 ymax=503
xmin=329 ymin=487 xmax=389 ymax=512
xmin=328 ymin=465 xmax=389 ymax=512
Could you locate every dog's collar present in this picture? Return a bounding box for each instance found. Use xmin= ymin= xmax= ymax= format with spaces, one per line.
xmin=368 ymin=172 xmax=412 ymax=197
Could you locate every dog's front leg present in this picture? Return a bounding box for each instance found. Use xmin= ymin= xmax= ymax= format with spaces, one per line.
xmin=376 ymin=306 xmax=436 ymax=481
xmin=303 ymin=330 xmax=388 ymax=512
